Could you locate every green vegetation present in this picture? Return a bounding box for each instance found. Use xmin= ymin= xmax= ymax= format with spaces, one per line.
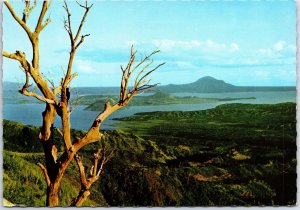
xmin=3 ymin=102 xmax=296 ymax=206
xmin=114 ymin=102 xmax=296 ymax=205
xmin=82 ymin=91 xmax=256 ymax=111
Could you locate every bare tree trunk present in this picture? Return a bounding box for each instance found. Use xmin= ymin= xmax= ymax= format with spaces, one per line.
xmin=47 ymin=186 xmax=59 ymax=206
xmin=46 ymin=181 xmax=63 ymax=206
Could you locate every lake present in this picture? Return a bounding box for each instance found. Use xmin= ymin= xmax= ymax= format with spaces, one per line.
xmin=3 ymin=91 xmax=296 ymax=131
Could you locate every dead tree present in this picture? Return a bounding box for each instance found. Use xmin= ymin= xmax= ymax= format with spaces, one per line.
xmin=3 ymin=0 xmax=165 ymax=206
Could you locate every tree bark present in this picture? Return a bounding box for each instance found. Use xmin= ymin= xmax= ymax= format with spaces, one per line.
xmin=46 ymin=184 xmax=60 ymax=206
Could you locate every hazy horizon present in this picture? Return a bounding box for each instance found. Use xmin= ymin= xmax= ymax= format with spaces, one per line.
xmin=3 ymin=75 xmax=297 ymax=88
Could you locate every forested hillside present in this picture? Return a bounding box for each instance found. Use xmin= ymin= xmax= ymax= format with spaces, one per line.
xmin=3 ymin=103 xmax=296 ymax=206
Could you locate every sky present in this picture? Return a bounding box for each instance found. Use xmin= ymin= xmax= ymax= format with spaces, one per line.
xmin=2 ymin=0 xmax=297 ymax=87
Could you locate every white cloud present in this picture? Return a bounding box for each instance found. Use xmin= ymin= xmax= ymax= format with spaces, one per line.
xmin=75 ymin=59 xmax=96 ymax=73
xmin=74 ymin=59 xmax=121 ymax=76
xmin=152 ymin=39 xmax=240 ymax=53
xmin=273 ymin=40 xmax=286 ymax=51
xmin=259 ymin=40 xmax=295 ymax=56
xmin=69 ymin=39 xmax=295 ymax=82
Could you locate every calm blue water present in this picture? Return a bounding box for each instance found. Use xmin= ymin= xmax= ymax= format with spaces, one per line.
xmin=3 ymin=91 xmax=296 ymax=130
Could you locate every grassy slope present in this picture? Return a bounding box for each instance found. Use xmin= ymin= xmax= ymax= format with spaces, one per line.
xmin=3 ymin=102 xmax=297 ymax=206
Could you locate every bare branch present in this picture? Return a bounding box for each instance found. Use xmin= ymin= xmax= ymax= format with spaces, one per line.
xmin=118 ymin=48 xmax=165 ymax=106
xmin=74 ymin=154 xmax=87 ymax=186
xmin=3 ymin=51 xmax=30 ymax=70
xmin=54 ymin=86 xmax=62 ymax=95
xmin=59 ymin=1 xmax=93 ymax=153
xmin=93 ymin=148 xmax=101 ymax=176
xmin=63 ymin=0 xmax=73 ymax=45
xmin=40 ymin=15 xmax=51 ymax=32
xmin=62 ymin=1 xmax=92 ymax=92
xmin=132 ymin=49 xmax=160 ymax=73
xmin=35 ymin=0 xmax=50 ymax=33
xmin=71 ymin=148 xmax=112 ymax=206
xmin=134 ymin=60 xmax=154 ymax=86
xmin=72 ymin=48 xmax=164 ymax=151
xmin=22 ymin=0 xmax=37 ymax=23
xmin=55 ymin=128 xmax=63 ymax=137
xmin=135 ymin=62 xmax=166 ymax=88
xmin=75 ymin=34 xmax=90 ymax=49
xmin=4 ymin=0 xmax=32 ymax=37
xmin=136 ymin=83 xmax=159 ymax=92
xmin=3 ymin=51 xmax=56 ymax=104
xmin=69 ymin=88 xmax=80 ymax=113
xmin=72 ymin=102 xmax=116 ymax=152
xmin=74 ymin=1 xmax=93 ymax=42
xmin=63 ymin=72 xmax=78 ymax=89
xmin=19 ymin=88 xmax=56 ymax=104
xmin=37 ymin=162 xmax=51 ymax=187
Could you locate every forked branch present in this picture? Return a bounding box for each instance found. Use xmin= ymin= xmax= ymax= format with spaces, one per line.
xmin=72 ymin=48 xmax=164 ymax=152
xmin=2 ymin=51 xmax=55 ymax=104
xmin=63 ymin=0 xmax=93 ymax=50
xmin=35 ymin=0 xmax=52 ymax=33
xmin=62 ymin=0 xmax=93 ymax=92
xmin=22 ymin=0 xmax=37 ymax=24
xmin=4 ymin=0 xmax=32 ymax=37
xmin=120 ymin=47 xmax=165 ymax=104
xmin=71 ymin=149 xmax=113 ymax=206
xmin=59 ymin=1 xmax=93 ymax=153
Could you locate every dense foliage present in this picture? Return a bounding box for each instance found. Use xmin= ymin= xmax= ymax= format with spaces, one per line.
xmin=3 ymin=103 xmax=296 ymax=206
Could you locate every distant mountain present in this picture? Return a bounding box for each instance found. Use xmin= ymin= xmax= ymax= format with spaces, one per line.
xmin=158 ymin=76 xmax=236 ymax=93
xmin=157 ymin=76 xmax=295 ymax=93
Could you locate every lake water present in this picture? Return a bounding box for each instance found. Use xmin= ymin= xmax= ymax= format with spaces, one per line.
xmin=3 ymin=91 xmax=296 ymax=130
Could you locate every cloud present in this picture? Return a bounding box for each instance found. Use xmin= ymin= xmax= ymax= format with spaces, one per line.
xmin=258 ymin=40 xmax=296 ymax=57
xmin=152 ymin=39 xmax=296 ymax=70
xmin=74 ymin=59 xmax=121 ymax=76
xmin=152 ymin=39 xmax=201 ymax=51
xmin=273 ymin=40 xmax=286 ymax=51
xmin=52 ymin=39 xmax=296 ymax=85
xmin=75 ymin=59 xmax=97 ymax=73
xmin=152 ymin=39 xmax=240 ymax=53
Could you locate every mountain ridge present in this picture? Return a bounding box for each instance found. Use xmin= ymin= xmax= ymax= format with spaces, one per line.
xmin=3 ymin=76 xmax=295 ymax=94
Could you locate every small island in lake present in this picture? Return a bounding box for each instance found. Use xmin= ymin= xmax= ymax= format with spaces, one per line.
xmin=81 ymin=92 xmax=256 ymax=111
